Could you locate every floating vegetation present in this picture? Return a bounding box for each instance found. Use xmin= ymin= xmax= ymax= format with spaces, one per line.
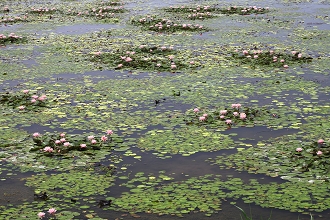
xmin=219 ymin=6 xmax=269 ymax=15
xmin=164 ymin=5 xmax=218 ymax=20
xmin=138 ymin=126 xmax=234 ymax=157
xmin=231 ymin=48 xmax=313 ymax=69
xmin=131 ymin=15 xmax=208 ymax=33
xmin=0 ymin=90 xmax=48 ymax=111
xmin=0 ymin=16 xmax=27 ymax=24
xmin=30 ymin=130 xmax=119 ymax=156
xmin=185 ymin=104 xmax=269 ymax=128
xmin=90 ymin=44 xmax=196 ymax=72
xmin=0 ymin=33 xmax=26 ymax=45
xmin=29 ymin=7 xmax=59 ymax=15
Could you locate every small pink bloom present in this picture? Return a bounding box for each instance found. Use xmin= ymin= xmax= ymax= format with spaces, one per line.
xmin=243 ymin=50 xmax=249 ymax=55
xmin=291 ymin=51 xmax=297 ymax=55
xmin=106 ymin=130 xmax=113 ymax=135
xmin=38 ymin=96 xmax=46 ymax=101
xmin=43 ymin=146 xmax=54 ymax=153
xmin=60 ymin=133 xmax=65 ymax=137
xmin=253 ymin=55 xmax=258 ymax=59
xmin=60 ymin=138 xmax=66 ymax=142
xmin=233 ymin=112 xmax=239 ymax=117
xmin=117 ymin=64 xmax=123 ymax=68
xmin=189 ymin=61 xmax=194 ymax=64
xmin=283 ymin=65 xmax=289 ymax=68
xmin=220 ymin=115 xmax=225 ymax=119
xmin=225 ymin=119 xmax=232 ymax=125
xmin=23 ymin=90 xmax=29 ymax=94
xmin=31 ymin=99 xmax=37 ymax=103
xmin=55 ymin=140 xmax=61 ymax=144
xmin=296 ymin=147 xmax=302 ymax=152
xmin=101 ymin=135 xmax=108 ymax=142
xmin=240 ymin=113 xmax=246 ymax=120
xmin=37 ymin=212 xmax=45 ymax=218
xmin=91 ymin=139 xmax=97 ymax=144
xmin=88 ymin=135 xmax=94 ymax=140
xmin=48 ymin=208 xmax=56 ymax=215
xmin=193 ymin=108 xmax=199 ymax=113
xmin=269 ymin=50 xmax=274 ymax=54
xmin=280 ymin=59 xmax=285 ymax=62
xmin=171 ymin=64 xmax=177 ymax=69
xmin=18 ymin=106 xmax=25 ymax=110
xmin=203 ymin=113 xmax=208 ymax=117
xmin=220 ymin=110 xmax=227 ymax=115
xmin=199 ymin=116 xmax=206 ymax=121
xmin=318 ymin=139 xmax=324 ymax=144
xmin=80 ymin=144 xmax=87 ymax=148
xmin=63 ymin=142 xmax=70 ymax=147
xmin=33 ymin=132 xmax=41 ymax=138
xmin=125 ymin=57 xmax=132 ymax=62
xmin=156 ymin=63 xmax=161 ymax=67
xmin=317 ymin=151 xmax=323 ymax=156
xmin=297 ymin=53 xmax=302 ymax=58
xmin=32 ymin=95 xmax=39 ymax=99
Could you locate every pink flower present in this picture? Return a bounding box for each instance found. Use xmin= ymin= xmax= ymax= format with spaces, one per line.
xmin=269 ymin=50 xmax=274 ymax=54
xmin=31 ymin=99 xmax=37 ymax=103
xmin=280 ymin=59 xmax=285 ymax=62
xmin=318 ymin=139 xmax=324 ymax=144
xmin=193 ymin=108 xmax=199 ymax=113
xmin=220 ymin=115 xmax=225 ymax=119
xmin=91 ymin=139 xmax=97 ymax=144
xmin=43 ymin=147 xmax=54 ymax=153
xmin=55 ymin=140 xmax=61 ymax=144
xmin=291 ymin=51 xmax=297 ymax=55
xmin=225 ymin=119 xmax=232 ymax=125
xmin=199 ymin=116 xmax=206 ymax=121
xmin=171 ymin=64 xmax=177 ymax=69
xmin=38 ymin=96 xmax=46 ymax=101
xmin=88 ymin=135 xmax=94 ymax=140
xmin=48 ymin=208 xmax=56 ymax=215
xmin=243 ymin=50 xmax=249 ymax=55
xmin=203 ymin=113 xmax=208 ymax=117
xmin=125 ymin=57 xmax=132 ymax=62
xmin=117 ymin=64 xmax=123 ymax=68
xmin=23 ymin=90 xmax=29 ymax=94
xmin=60 ymin=138 xmax=66 ymax=142
xmin=283 ymin=65 xmax=289 ymax=68
xmin=33 ymin=132 xmax=41 ymax=138
xmin=60 ymin=133 xmax=65 ymax=137
xmin=32 ymin=95 xmax=39 ymax=99
xmin=317 ymin=151 xmax=323 ymax=156
xmin=169 ymin=55 xmax=175 ymax=60
xmin=296 ymin=147 xmax=302 ymax=152
xmin=101 ymin=135 xmax=108 ymax=142
xmin=156 ymin=63 xmax=161 ymax=67
xmin=37 ymin=212 xmax=45 ymax=218
xmin=233 ymin=112 xmax=239 ymax=117
xmin=253 ymin=55 xmax=258 ymax=59
xmin=189 ymin=61 xmax=194 ymax=64
xmin=297 ymin=53 xmax=302 ymax=58
xmin=231 ymin=103 xmax=241 ymax=109
xmin=106 ymin=130 xmax=113 ymax=135
xmin=240 ymin=113 xmax=247 ymax=119
xmin=63 ymin=142 xmax=70 ymax=147
xmin=220 ymin=110 xmax=227 ymax=115
xmin=80 ymin=144 xmax=87 ymax=148
xmin=18 ymin=106 xmax=25 ymax=110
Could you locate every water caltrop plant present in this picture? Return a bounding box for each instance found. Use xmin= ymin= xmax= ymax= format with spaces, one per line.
xmin=90 ymin=44 xmax=195 ymax=72
xmin=231 ymin=49 xmax=312 ymax=69
xmin=131 ymin=15 xmax=207 ymax=33
xmin=31 ymin=130 xmax=116 ymax=156
xmin=185 ymin=104 xmax=269 ymax=127
xmin=0 ymin=90 xmax=47 ymax=111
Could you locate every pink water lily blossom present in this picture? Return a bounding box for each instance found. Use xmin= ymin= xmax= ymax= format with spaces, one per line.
xmin=296 ymin=147 xmax=303 ymax=152
xmin=233 ymin=112 xmax=239 ymax=117
xmin=225 ymin=119 xmax=232 ymax=125
xmin=48 ymin=208 xmax=56 ymax=215
xmin=199 ymin=116 xmax=206 ymax=121
xmin=43 ymin=147 xmax=54 ymax=153
xmin=317 ymin=151 xmax=323 ymax=156
xmin=91 ymin=139 xmax=97 ymax=144
xmin=55 ymin=140 xmax=61 ymax=144
xmin=37 ymin=212 xmax=45 ymax=218
xmin=101 ymin=135 xmax=108 ymax=142
xmin=63 ymin=142 xmax=70 ymax=147
xmin=80 ymin=144 xmax=87 ymax=148
xmin=88 ymin=135 xmax=94 ymax=140
xmin=240 ymin=113 xmax=247 ymax=120
xmin=23 ymin=89 xmax=29 ymax=94
xmin=318 ymin=139 xmax=324 ymax=144
xmin=33 ymin=132 xmax=41 ymax=138
xmin=283 ymin=65 xmax=289 ymax=68
xmin=60 ymin=133 xmax=65 ymax=137
xmin=220 ymin=110 xmax=227 ymax=115
xmin=31 ymin=99 xmax=37 ymax=103
xmin=193 ymin=108 xmax=199 ymax=113
xmin=18 ymin=106 xmax=25 ymax=110
xmin=106 ymin=130 xmax=113 ymax=135
xmin=60 ymin=138 xmax=66 ymax=142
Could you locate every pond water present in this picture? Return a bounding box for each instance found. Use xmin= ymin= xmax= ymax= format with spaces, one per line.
xmin=1 ymin=0 xmax=330 ymax=219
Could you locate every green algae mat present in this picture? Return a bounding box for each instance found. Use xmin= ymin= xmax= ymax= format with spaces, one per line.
xmin=0 ymin=0 xmax=330 ymax=219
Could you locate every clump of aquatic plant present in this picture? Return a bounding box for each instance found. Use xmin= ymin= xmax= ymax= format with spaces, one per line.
xmin=99 ymin=0 xmax=124 ymax=6
xmin=0 ymin=33 xmax=26 ymax=45
xmin=131 ymin=15 xmax=207 ymax=33
xmin=29 ymin=7 xmax=58 ymax=15
xmin=185 ymin=104 xmax=269 ymax=127
xmin=0 ymin=16 xmax=27 ymax=24
xmin=293 ymin=139 xmax=330 ymax=173
xmin=89 ymin=5 xmax=126 ymax=14
xmin=90 ymin=44 xmax=196 ymax=72
xmin=0 ymin=90 xmax=48 ymax=111
xmin=37 ymin=208 xmax=57 ymax=219
xmin=31 ymin=130 xmax=117 ymax=156
xmin=164 ymin=5 xmax=218 ymax=20
xmin=219 ymin=6 xmax=269 ymax=15
xmin=231 ymin=49 xmax=312 ymax=69
xmin=65 ymin=6 xmax=125 ymax=22
xmin=2 ymin=6 xmax=10 ymax=12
